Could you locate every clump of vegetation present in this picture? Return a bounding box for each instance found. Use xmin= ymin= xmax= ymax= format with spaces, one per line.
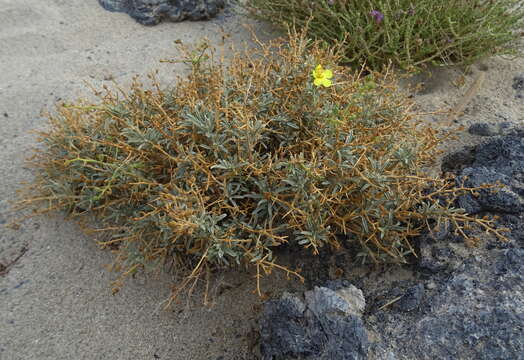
xmin=246 ymin=0 xmax=524 ymax=69
xmin=21 ymin=32 xmax=504 ymax=299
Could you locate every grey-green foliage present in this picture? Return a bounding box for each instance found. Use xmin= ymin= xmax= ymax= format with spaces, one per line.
xmin=246 ymin=0 xmax=524 ymax=69
xmin=23 ymin=33 xmax=506 ymax=298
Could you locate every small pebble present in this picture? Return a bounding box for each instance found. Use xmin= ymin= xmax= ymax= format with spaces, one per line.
xmin=513 ymin=74 xmax=524 ymax=98
xmin=513 ymin=74 xmax=524 ymax=91
xmin=426 ymin=281 xmax=437 ymax=290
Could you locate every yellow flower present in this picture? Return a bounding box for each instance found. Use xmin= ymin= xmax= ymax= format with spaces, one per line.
xmin=312 ymin=64 xmax=333 ymax=88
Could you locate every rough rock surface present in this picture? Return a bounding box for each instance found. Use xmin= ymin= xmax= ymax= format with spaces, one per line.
xmin=371 ymin=130 xmax=524 ymax=359
xmin=367 ymin=245 xmax=524 ymax=360
xmin=451 ymin=128 xmax=524 ymax=215
xmin=260 ymin=129 xmax=524 ymax=359
xmin=467 ymin=121 xmax=513 ymax=136
xmin=259 ymin=282 xmax=369 ymax=360
xmin=513 ymin=74 xmax=524 ymax=98
xmin=98 ymin=0 xmax=225 ymax=25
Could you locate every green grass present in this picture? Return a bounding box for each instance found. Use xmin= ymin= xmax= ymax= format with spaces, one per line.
xmin=246 ymin=0 xmax=524 ymax=69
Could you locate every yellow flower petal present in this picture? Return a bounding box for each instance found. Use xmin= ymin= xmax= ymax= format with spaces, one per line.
xmin=312 ymin=65 xmax=334 ymax=87
xmin=313 ymin=65 xmax=323 ymax=79
xmin=321 ymin=78 xmax=332 ymax=87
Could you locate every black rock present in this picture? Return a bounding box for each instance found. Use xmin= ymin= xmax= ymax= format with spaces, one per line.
xmin=98 ymin=0 xmax=225 ymax=25
xmin=365 ymin=131 xmax=524 ymax=359
xmin=441 ymin=146 xmax=476 ymax=173
xmin=259 ymin=286 xmax=368 ymax=360
xmin=468 ymin=122 xmax=499 ymax=136
xmin=514 ymin=74 xmax=524 ymax=91
xmin=395 ymin=284 xmax=424 ymax=312
xmin=418 ymin=228 xmax=465 ymax=273
xmin=468 ymin=122 xmax=514 ymax=137
xmin=513 ymin=74 xmax=524 ymax=98
xmin=457 ymin=167 xmax=524 ymax=214
xmin=453 ymin=132 xmax=524 ymax=214
xmin=369 ymin=243 xmax=524 ymax=360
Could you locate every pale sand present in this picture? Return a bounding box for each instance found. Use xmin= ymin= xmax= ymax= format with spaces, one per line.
xmin=0 ymin=1 xmax=523 ymax=359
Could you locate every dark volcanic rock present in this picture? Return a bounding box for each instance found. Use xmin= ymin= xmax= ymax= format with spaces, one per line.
xmin=514 ymin=74 xmax=524 ymax=98
xmin=98 ymin=0 xmax=225 ymax=25
xmin=367 ymin=131 xmax=524 ymax=359
xmin=417 ymin=223 xmax=467 ymax=273
xmin=468 ymin=122 xmax=513 ymax=137
xmin=458 ymin=167 xmax=524 ymax=214
xmin=468 ymin=122 xmax=498 ymax=136
xmin=370 ymin=246 xmax=524 ymax=360
xmin=454 ymin=131 xmax=524 ymax=214
xmin=260 ymin=285 xmax=368 ymax=360
xmin=394 ymin=284 xmax=424 ymax=312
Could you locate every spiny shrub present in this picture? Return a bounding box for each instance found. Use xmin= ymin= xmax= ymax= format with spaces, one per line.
xmin=21 ymin=32 xmax=504 ymax=299
xmin=246 ymin=0 xmax=524 ymax=69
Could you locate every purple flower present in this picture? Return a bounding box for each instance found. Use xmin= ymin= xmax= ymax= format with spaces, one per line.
xmin=369 ymin=10 xmax=384 ymax=24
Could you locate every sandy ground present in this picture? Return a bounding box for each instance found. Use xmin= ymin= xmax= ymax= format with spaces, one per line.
xmin=0 ymin=2 xmax=289 ymax=360
xmin=0 ymin=1 xmax=523 ymax=359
